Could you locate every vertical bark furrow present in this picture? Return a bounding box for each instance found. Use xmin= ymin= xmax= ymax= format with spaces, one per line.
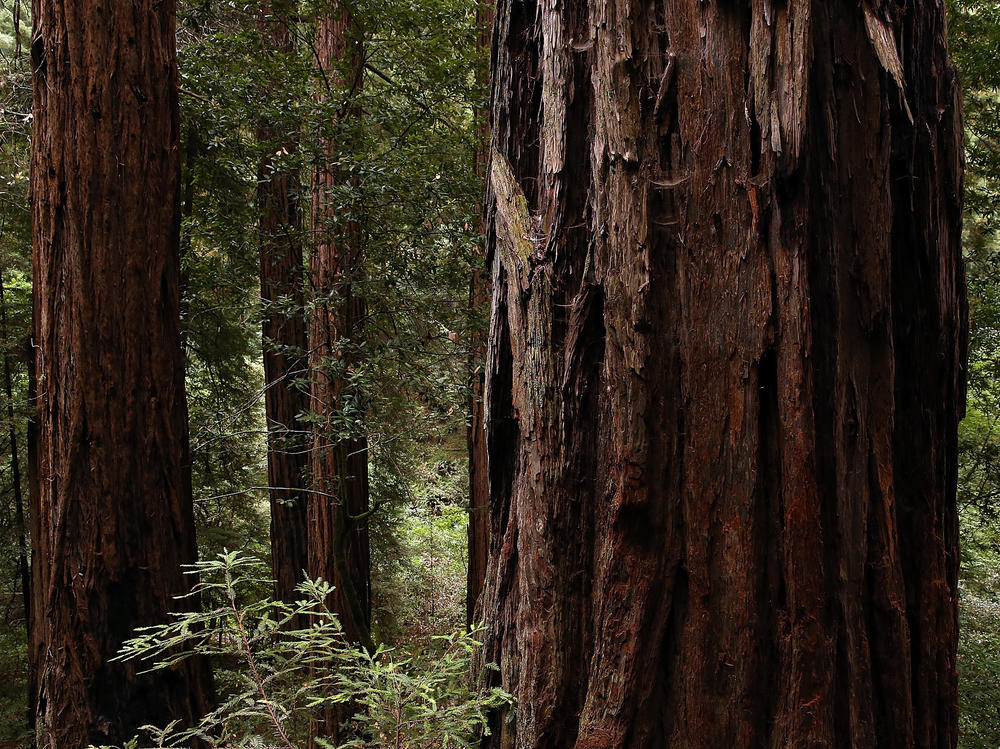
xmin=29 ymin=0 xmax=213 ymax=744
xmin=482 ymin=0 xmax=963 ymax=747
xmin=889 ymin=7 xmax=965 ymax=744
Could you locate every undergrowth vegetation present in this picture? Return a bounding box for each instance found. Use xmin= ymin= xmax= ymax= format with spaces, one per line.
xmin=106 ymin=552 xmax=509 ymax=749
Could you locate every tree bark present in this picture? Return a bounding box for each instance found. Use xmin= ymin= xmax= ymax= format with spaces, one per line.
xmin=467 ymin=0 xmax=494 ymax=629
xmin=308 ymin=9 xmax=371 ymax=743
xmin=308 ymin=0 xmax=370 ymax=649
xmin=257 ymin=2 xmax=311 ymax=611
xmin=480 ymin=1 xmax=965 ymax=747
xmin=28 ymin=1 xmax=213 ymax=745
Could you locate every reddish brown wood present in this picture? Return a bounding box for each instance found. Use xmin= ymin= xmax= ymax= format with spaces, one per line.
xmin=467 ymin=0 xmax=494 ymax=629
xmin=480 ymin=1 xmax=965 ymax=747
xmin=308 ymin=0 xmax=370 ymax=649
xmin=28 ymin=0 xmax=213 ymax=745
xmin=307 ymin=11 xmax=371 ymax=743
xmin=257 ymin=2 xmax=311 ymax=610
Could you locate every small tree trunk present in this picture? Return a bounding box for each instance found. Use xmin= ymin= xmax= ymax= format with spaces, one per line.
xmin=308 ymin=4 xmax=371 ymax=742
xmin=257 ymin=1 xmax=311 ymax=611
xmin=480 ymin=1 xmax=965 ymax=747
xmin=25 ymin=324 xmax=38 ymax=741
xmin=28 ymin=0 xmax=213 ymax=745
xmin=466 ymin=0 xmax=494 ymax=629
xmin=0 ymin=275 xmax=31 ymax=733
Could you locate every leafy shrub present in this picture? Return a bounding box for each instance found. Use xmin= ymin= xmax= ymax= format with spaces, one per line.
xmin=112 ymin=551 xmax=510 ymax=748
xmin=958 ymin=517 xmax=1000 ymax=749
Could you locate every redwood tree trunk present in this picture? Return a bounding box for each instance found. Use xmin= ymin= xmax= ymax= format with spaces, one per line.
xmin=466 ymin=0 xmax=494 ymax=628
xmin=29 ymin=1 xmax=213 ymax=745
xmin=308 ymin=1 xmax=371 ymax=649
xmin=308 ymin=12 xmax=371 ymax=743
xmin=257 ymin=2 xmax=311 ymax=609
xmin=480 ymin=1 xmax=965 ymax=747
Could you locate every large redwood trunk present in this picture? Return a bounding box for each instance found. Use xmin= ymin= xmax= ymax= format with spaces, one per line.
xmin=480 ymin=1 xmax=965 ymax=747
xmin=308 ymin=3 xmax=371 ymax=650
xmin=29 ymin=0 xmax=213 ymax=745
xmin=257 ymin=2 xmax=311 ymax=609
xmin=466 ymin=0 xmax=494 ymax=628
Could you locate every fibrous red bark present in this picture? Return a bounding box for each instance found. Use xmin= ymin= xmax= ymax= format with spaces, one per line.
xmin=307 ymin=11 xmax=371 ymax=743
xmin=257 ymin=2 xmax=311 ymax=610
xmin=29 ymin=0 xmax=213 ymax=745
xmin=308 ymin=0 xmax=371 ymax=652
xmin=480 ymin=1 xmax=965 ymax=747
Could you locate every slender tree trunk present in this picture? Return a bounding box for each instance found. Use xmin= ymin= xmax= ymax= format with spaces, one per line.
xmin=25 ymin=322 xmax=38 ymax=743
xmin=480 ymin=1 xmax=965 ymax=747
xmin=28 ymin=0 xmax=214 ymax=745
xmin=0 ymin=275 xmax=31 ymax=733
xmin=307 ymin=5 xmax=371 ymax=740
xmin=257 ymin=2 xmax=311 ymax=610
xmin=0 ymin=276 xmax=29 ymax=626
xmin=466 ymin=0 xmax=494 ymax=629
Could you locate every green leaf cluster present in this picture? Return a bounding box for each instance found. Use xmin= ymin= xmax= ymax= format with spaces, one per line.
xmin=109 ymin=551 xmax=511 ymax=748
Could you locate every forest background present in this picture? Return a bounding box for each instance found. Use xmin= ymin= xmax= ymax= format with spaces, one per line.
xmin=0 ymin=0 xmax=997 ymax=746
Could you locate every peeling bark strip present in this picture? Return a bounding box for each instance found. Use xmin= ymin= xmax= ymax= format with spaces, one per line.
xmin=257 ymin=1 xmax=311 ymax=613
xmin=29 ymin=0 xmax=213 ymax=745
xmin=480 ymin=0 xmax=965 ymax=746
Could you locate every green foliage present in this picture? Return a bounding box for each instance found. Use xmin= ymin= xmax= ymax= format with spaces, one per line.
xmin=958 ymin=513 xmax=1000 ymax=748
xmin=949 ymin=2 xmax=1000 ymax=745
xmin=0 ymin=622 xmax=28 ymax=746
xmin=0 ymin=3 xmax=31 ymax=745
xmin=113 ymin=552 xmax=510 ymax=748
xmin=170 ymin=0 xmax=487 ymax=567
xmin=948 ymin=0 xmax=1000 ymax=220
xmin=373 ymin=452 xmax=469 ymax=645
